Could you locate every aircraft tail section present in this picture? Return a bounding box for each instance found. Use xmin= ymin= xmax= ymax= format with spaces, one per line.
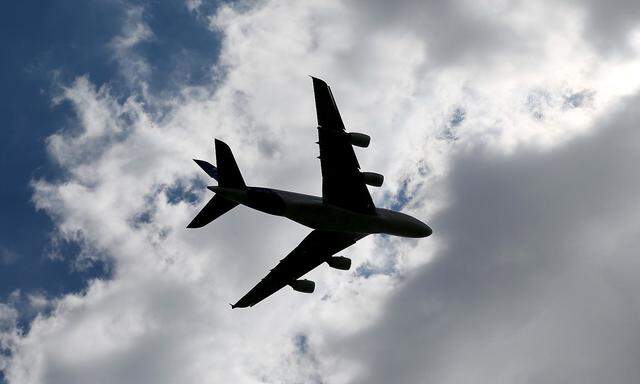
xmin=193 ymin=159 xmax=219 ymax=181
xmin=188 ymin=139 xmax=245 ymax=229
xmin=215 ymin=139 xmax=246 ymax=189
xmin=187 ymin=194 xmax=238 ymax=228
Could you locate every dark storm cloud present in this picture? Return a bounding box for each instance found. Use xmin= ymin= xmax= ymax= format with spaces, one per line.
xmin=339 ymin=94 xmax=640 ymax=383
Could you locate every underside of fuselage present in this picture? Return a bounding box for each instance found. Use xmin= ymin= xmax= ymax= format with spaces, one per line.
xmin=209 ymin=186 xmax=432 ymax=238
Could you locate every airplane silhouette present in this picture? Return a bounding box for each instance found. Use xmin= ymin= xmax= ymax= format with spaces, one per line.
xmin=188 ymin=77 xmax=432 ymax=308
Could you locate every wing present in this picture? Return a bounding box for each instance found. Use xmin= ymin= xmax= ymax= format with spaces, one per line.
xmin=231 ymin=230 xmax=366 ymax=308
xmin=312 ymin=77 xmax=375 ymax=214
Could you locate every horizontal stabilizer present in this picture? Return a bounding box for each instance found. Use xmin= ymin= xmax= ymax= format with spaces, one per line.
xmin=193 ymin=159 xmax=218 ymax=180
xmin=187 ymin=194 xmax=238 ymax=228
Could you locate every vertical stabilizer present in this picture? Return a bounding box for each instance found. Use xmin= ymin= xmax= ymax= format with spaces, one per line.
xmin=187 ymin=139 xmax=245 ymax=229
xmin=215 ymin=139 xmax=246 ymax=189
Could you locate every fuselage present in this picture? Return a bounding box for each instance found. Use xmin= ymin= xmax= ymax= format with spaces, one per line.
xmin=209 ymin=186 xmax=432 ymax=238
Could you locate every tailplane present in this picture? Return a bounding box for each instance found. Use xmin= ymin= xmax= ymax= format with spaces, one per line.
xmin=186 ymin=194 xmax=238 ymax=228
xmin=193 ymin=159 xmax=218 ymax=180
xmin=188 ymin=139 xmax=245 ymax=228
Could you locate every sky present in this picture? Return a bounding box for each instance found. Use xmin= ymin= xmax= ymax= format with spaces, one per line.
xmin=1 ymin=0 xmax=640 ymax=383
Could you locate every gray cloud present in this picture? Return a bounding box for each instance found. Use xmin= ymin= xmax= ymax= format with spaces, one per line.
xmin=576 ymin=0 xmax=640 ymax=53
xmin=350 ymin=0 xmax=640 ymax=71
xmin=335 ymin=94 xmax=640 ymax=383
xmin=351 ymin=0 xmax=521 ymax=66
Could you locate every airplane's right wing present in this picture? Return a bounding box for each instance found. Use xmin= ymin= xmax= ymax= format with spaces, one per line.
xmin=311 ymin=77 xmax=376 ymax=214
xmin=231 ymin=230 xmax=366 ymax=308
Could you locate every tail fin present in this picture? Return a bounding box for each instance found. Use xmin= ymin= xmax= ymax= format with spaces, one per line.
xmin=215 ymin=139 xmax=246 ymax=189
xmin=187 ymin=139 xmax=245 ymax=229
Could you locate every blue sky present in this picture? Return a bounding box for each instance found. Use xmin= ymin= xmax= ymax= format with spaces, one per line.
xmin=1 ymin=1 xmax=117 ymax=312
xmin=0 ymin=0 xmax=221 ymax=327
xmin=2 ymin=1 xmax=640 ymax=383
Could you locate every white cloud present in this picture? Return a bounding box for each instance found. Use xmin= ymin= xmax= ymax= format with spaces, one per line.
xmin=185 ymin=0 xmax=203 ymax=13
xmin=26 ymin=294 xmax=49 ymax=314
xmin=3 ymin=0 xmax=640 ymax=383
xmin=0 ymin=303 xmax=19 ymax=375
xmin=108 ymin=6 xmax=154 ymax=88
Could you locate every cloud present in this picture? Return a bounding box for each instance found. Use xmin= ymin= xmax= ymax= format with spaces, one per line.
xmin=3 ymin=0 xmax=640 ymax=383
xmin=0 ymin=303 xmax=19 ymax=375
xmin=185 ymin=0 xmax=203 ymax=13
xmin=576 ymin=0 xmax=640 ymax=53
xmin=108 ymin=6 xmax=154 ymax=87
xmin=349 ymin=0 xmax=524 ymax=66
xmin=332 ymin=92 xmax=640 ymax=384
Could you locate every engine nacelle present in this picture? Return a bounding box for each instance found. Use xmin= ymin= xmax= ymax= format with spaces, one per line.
xmin=362 ymin=172 xmax=384 ymax=187
xmin=289 ymin=279 xmax=315 ymax=293
xmin=327 ymin=256 xmax=351 ymax=270
xmin=348 ymin=132 xmax=371 ymax=148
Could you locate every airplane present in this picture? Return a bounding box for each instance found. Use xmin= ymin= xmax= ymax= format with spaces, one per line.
xmin=187 ymin=77 xmax=432 ymax=308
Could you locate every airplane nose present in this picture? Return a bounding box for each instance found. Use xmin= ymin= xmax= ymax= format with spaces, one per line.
xmin=421 ymin=223 xmax=433 ymax=237
xmin=409 ymin=218 xmax=432 ymax=238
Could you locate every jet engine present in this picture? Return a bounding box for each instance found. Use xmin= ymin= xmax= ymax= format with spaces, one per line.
xmin=362 ymin=172 xmax=384 ymax=187
xmin=289 ymin=279 xmax=315 ymax=293
xmin=327 ymin=256 xmax=351 ymax=270
xmin=348 ymin=132 xmax=371 ymax=148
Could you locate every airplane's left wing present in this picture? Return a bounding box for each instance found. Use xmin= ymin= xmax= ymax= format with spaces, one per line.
xmin=231 ymin=230 xmax=366 ymax=308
